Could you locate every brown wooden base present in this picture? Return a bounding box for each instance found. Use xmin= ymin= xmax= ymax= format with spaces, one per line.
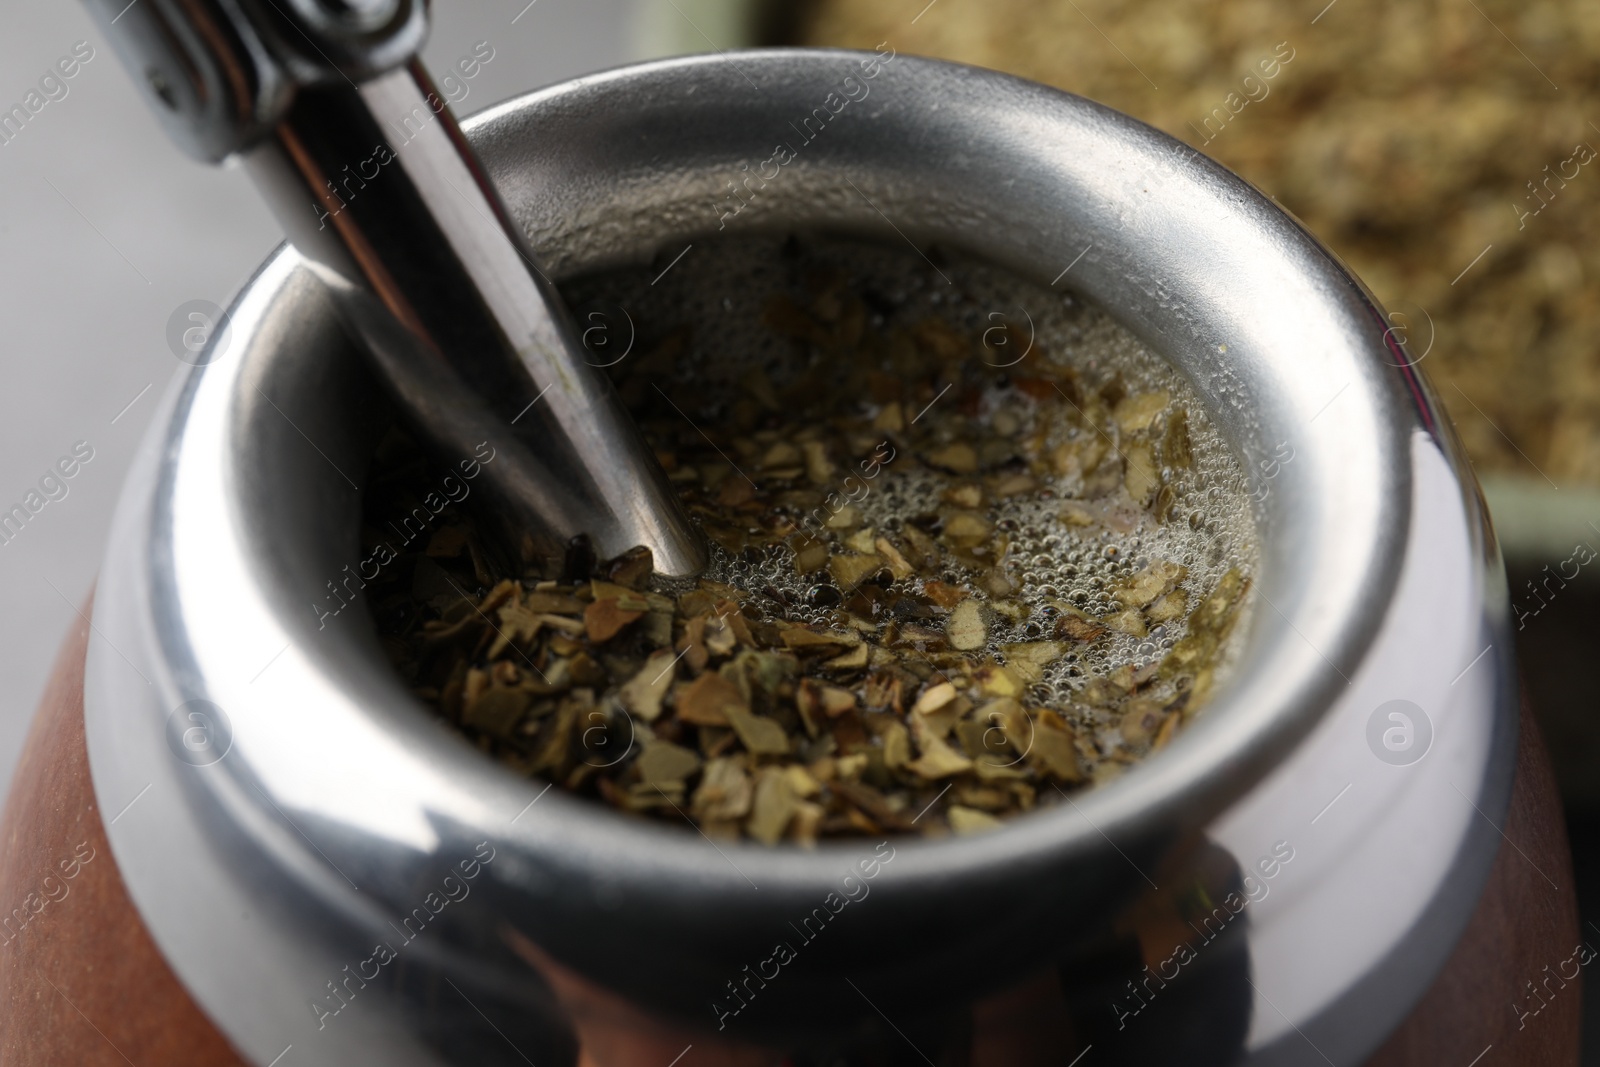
xmin=0 ymin=608 xmax=1578 ymax=1065
xmin=0 ymin=606 xmax=249 ymax=1065
xmin=1368 ymin=669 xmax=1582 ymax=1065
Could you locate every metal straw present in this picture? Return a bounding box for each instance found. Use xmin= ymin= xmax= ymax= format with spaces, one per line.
xmin=90 ymin=0 xmax=706 ymax=576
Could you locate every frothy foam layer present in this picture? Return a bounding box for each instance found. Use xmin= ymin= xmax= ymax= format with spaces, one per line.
xmin=569 ymin=235 xmax=1258 ymax=734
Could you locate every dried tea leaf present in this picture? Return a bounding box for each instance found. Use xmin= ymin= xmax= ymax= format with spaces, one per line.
xmin=567 ymin=651 xmax=607 ymax=688
xmin=948 ymin=805 xmax=1003 ymax=835
xmin=1103 ymin=608 xmax=1148 ymax=637
xmin=463 ymin=687 xmax=530 ymax=739
xmin=943 ymin=483 xmax=984 ymax=509
xmin=746 ymin=767 xmax=799 ymax=845
xmin=529 ymin=701 xmax=579 ymax=775
xmin=1059 ymin=502 xmax=1094 ymax=527
xmin=972 ymin=662 xmax=1024 ymax=697
xmin=825 ymin=505 xmax=861 ymax=530
xmin=780 ymin=627 xmax=857 ymax=651
xmin=955 ymin=783 xmax=1012 ymax=810
xmin=724 ymin=704 xmax=791 ymax=755
xmin=585 ymin=598 xmax=643 ymax=642
xmin=912 ymin=694 xmax=965 ymax=742
xmin=677 ymin=614 xmax=710 ymax=672
xmin=832 ymin=779 xmax=912 ymax=831
xmin=490 ymin=601 xmax=544 ymax=659
xmin=1152 ymin=710 xmax=1181 ymax=750
xmin=724 ymin=650 xmax=798 ymax=709
xmin=954 ymin=719 xmax=1000 ymax=764
xmin=923 ymin=581 xmax=966 ymax=609
xmin=641 ymin=610 xmax=674 ymax=648
xmin=942 ymin=511 xmax=992 ymax=547
xmin=1163 ymin=408 xmax=1193 ymax=469
xmin=829 ymin=552 xmax=884 ymax=589
xmin=590 ymin=582 xmax=652 ymax=611
xmin=1188 ymin=666 xmax=1218 ymax=709
xmin=1113 ymin=390 xmax=1170 ymax=434
xmin=523 ymin=592 xmax=585 ymax=615
xmin=824 ymin=644 xmax=870 ymax=671
xmin=1115 ymin=561 xmax=1188 ymax=607
xmin=862 ymin=671 xmax=903 ymax=712
xmin=1123 ymin=442 xmax=1159 ymax=505
xmin=1027 ymin=717 xmax=1083 ymax=782
xmin=844 ymin=528 xmax=877 ymax=553
xmin=900 ymin=525 xmax=941 ymax=569
xmin=1094 ymin=669 xmax=1134 ymax=701
xmin=605 ymin=546 xmax=655 ymax=590
xmin=907 ymin=733 xmax=974 ymax=778
xmin=830 ymin=752 xmax=867 ymax=780
xmin=1193 ymin=568 xmax=1248 ymax=634
xmin=636 ymin=740 xmax=702 ymax=786
xmin=478 ymin=580 xmax=519 ymax=616
xmin=926 ymin=442 xmax=979 ymax=473
xmin=677 ymin=673 xmax=743 ymax=727
xmin=947 ymin=599 xmax=987 ymax=651
xmin=1057 ymin=612 xmax=1108 ymax=642
xmin=526 ymin=658 xmax=572 ymax=697
xmin=1120 ymin=700 xmax=1166 ymax=746
xmin=1154 ymin=484 xmax=1177 ymax=523
xmin=761 ymin=441 xmax=803 ymax=470
xmin=874 ymin=537 xmax=916 ymax=580
xmin=1165 ymin=631 xmax=1213 ymax=672
xmin=981 ymin=571 xmax=1014 ymax=598
xmin=881 ymin=721 xmax=911 ymax=769
xmin=998 ymin=643 xmax=1061 ymax=683
xmin=990 ymin=473 xmax=1037 ymax=498
xmin=793 ymin=541 xmax=830 ymax=574
xmin=704 ymin=614 xmax=738 ymax=657
xmin=973 ymin=697 xmax=1027 ymax=751
xmin=783 ymin=764 xmax=822 ymax=798
xmin=802 ymin=441 xmax=835 ymax=484
xmin=797 ymin=678 xmax=857 ymax=723
xmin=462 ymin=667 xmax=490 ymax=708
xmin=791 ymin=800 xmax=825 ymax=846
xmin=535 ymin=613 xmax=587 ymax=636
xmin=1077 ymin=433 xmax=1112 ymax=478
xmin=620 ymin=649 xmax=677 ymax=722
xmin=912 ymin=681 xmax=958 ymax=715
xmin=986 ymin=599 xmax=1024 ymax=624
xmin=718 ymin=478 xmax=756 ymax=508
xmin=889 ymin=623 xmax=949 ymax=651
xmin=1146 ymin=589 xmax=1187 ymax=623
xmin=692 ymin=757 xmax=753 ymax=821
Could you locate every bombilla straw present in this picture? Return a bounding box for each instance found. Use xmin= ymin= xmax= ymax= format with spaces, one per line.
xmin=88 ymin=0 xmax=708 ymax=578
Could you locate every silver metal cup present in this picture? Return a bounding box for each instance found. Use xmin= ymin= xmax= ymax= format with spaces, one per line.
xmin=85 ymin=49 xmax=1513 ymax=1066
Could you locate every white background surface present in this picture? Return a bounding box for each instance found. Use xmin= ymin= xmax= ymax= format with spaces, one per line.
xmin=0 ymin=0 xmax=710 ymax=796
